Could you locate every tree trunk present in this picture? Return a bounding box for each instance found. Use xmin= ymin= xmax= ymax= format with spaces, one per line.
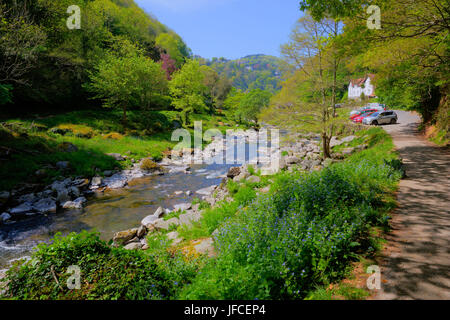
xmin=332 ymin=20 xmax=338 ymax=118
xmin=322 ymin=133 xmax=331 ymax=159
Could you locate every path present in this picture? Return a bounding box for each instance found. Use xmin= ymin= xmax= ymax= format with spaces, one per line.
xmin=375 ymin=110 xmax=450 ymax=300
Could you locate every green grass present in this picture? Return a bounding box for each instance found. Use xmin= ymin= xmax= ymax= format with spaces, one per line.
xmin=430 ymin=128 xmax=449 ymax=146
xmin=306 ymin=284 xmax=370 ymax=300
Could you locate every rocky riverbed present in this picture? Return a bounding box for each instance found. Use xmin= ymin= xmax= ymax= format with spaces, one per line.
xmin=109 ymin=132 xmax=364 ymax=255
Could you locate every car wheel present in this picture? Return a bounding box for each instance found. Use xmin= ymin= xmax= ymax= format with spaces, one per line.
xmin=390 ymin=118 xmax=397 ymax=124
xmin=372 ymin=120 xmax=378 ymax=126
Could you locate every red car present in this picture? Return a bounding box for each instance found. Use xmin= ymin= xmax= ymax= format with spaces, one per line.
xmin=349 ymin=109 xmax=379 ymax=121
xmin=353 ymin=111 xmax=376 ymax=123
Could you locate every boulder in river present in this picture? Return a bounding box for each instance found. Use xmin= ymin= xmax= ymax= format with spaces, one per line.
xmin=103 ymin=173 xmax=127 ymax=189
xmin=91 ymin=176 xmax=103 ymax=187
xmin=56 ymin=189 xmax=70 ymax=204
xmin=10 ymin=203 xmax=33 ymax=216
xmin=33 ymin=198 xmax=57 ymax=214
xmin=62 ymin=197 xmax=87 ymax=210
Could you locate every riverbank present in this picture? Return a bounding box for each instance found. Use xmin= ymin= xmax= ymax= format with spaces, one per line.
xmin=0 ymin=109 xmax=246 ymax=224
xmin=0 ymin=126 xmax=403 ymax=300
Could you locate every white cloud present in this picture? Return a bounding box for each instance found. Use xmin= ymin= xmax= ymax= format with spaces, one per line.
xmin=137 ymin=0 xmax=234 ymax=12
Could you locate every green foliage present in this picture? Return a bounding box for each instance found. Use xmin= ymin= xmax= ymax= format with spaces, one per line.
xmin=2 ymin=230 xmax=200 ymax=300
xmin=237 ymin=89 xmax=272 ymax=124
xmin=299 ymin=0 xmax=364 ymax=20
xmin=169 ymin=60 xmax=208 ymax=125
xmin=0 ymin=84 xmax=13 ymax=105
xmin=0 ymin=0 xmax=189 ymax=111
xmin=86 ymin=39 xmax=168 ymax=123
xmin=200 ymin=65 xmax=232 ymax=113
xmin=156 ymin=33 xmax=191 ymax=68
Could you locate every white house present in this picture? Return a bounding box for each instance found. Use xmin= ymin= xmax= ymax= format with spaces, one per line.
xmin=348 ymin=74 xmax=376 ymax=100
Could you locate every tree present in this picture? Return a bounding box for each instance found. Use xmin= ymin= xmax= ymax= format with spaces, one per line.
xmin=238 ymin=89 xmax=272 ymax=125
xmin=200 ymin=65 xmax=233 ymax=114
xmin=299 ymin=0 xmax=364 ymax=20
xmin=0 ymin=2 xmax=46 ymax=85
xmin=160 ymin=52 xmax=177 ymax=80
xmin=223 ymin=88 xmax=246 ymax=122
xmin=86 ymin=40 xmax=168 ymax=127
xmin=263 ymin=14 xmax=346 ymax=158
xmin=169 ymin=59 xmax=207 ymax=126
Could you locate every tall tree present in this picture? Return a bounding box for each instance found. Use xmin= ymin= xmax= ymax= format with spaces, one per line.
xmin=264 ymin=14 xmax=346 ymax=158
xmin=238 ymin=89 xmax=272 ymax=125
xmin=86 ymin=40 xmax=168 ymax=128
xmin=169 ymin=59 xmax=207 ymax=126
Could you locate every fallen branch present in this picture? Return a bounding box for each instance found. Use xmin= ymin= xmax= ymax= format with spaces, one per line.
xmin=50 ymin=265 xmax=63 ymax=291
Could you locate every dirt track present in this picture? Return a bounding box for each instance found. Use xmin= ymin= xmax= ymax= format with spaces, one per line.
xmin=375 ymin=111 xmax=450 ymax=300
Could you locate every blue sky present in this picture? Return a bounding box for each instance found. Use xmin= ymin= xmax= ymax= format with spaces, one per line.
xmin=135 ymin=0 xmax=303 ymax=60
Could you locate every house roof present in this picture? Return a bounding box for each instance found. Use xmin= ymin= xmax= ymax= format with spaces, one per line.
xmin=350 ymin=74 xmax=375 ymax=87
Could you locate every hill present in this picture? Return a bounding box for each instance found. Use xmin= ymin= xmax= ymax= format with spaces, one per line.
xmin=0 ymin=0 xmax=190 ymax=114
xmin=198 ymin=54 xmax=283 ymax=93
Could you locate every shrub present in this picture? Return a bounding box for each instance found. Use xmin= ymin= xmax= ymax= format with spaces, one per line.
xmin=1 ymin=231 xmax=199 ymax=300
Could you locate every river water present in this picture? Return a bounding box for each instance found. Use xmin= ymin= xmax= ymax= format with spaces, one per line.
xmin=0 ymin=134 xmax=275 ymax=269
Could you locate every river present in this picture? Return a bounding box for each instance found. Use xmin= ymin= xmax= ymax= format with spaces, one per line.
xmin=0 ymin=133 xmax=274 ymax=269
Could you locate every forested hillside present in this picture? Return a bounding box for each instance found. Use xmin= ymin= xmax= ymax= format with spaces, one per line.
xmin=0 ymin=0 xmax=190 ymax=115
xmin=198 ymin=54 xmax=283 ymax=93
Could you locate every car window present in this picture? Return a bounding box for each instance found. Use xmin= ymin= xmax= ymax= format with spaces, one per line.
xmin=371 ymin=112 xmax=379 ymax=117
xmin=385 ymin=112 xmax=393 ymax=116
